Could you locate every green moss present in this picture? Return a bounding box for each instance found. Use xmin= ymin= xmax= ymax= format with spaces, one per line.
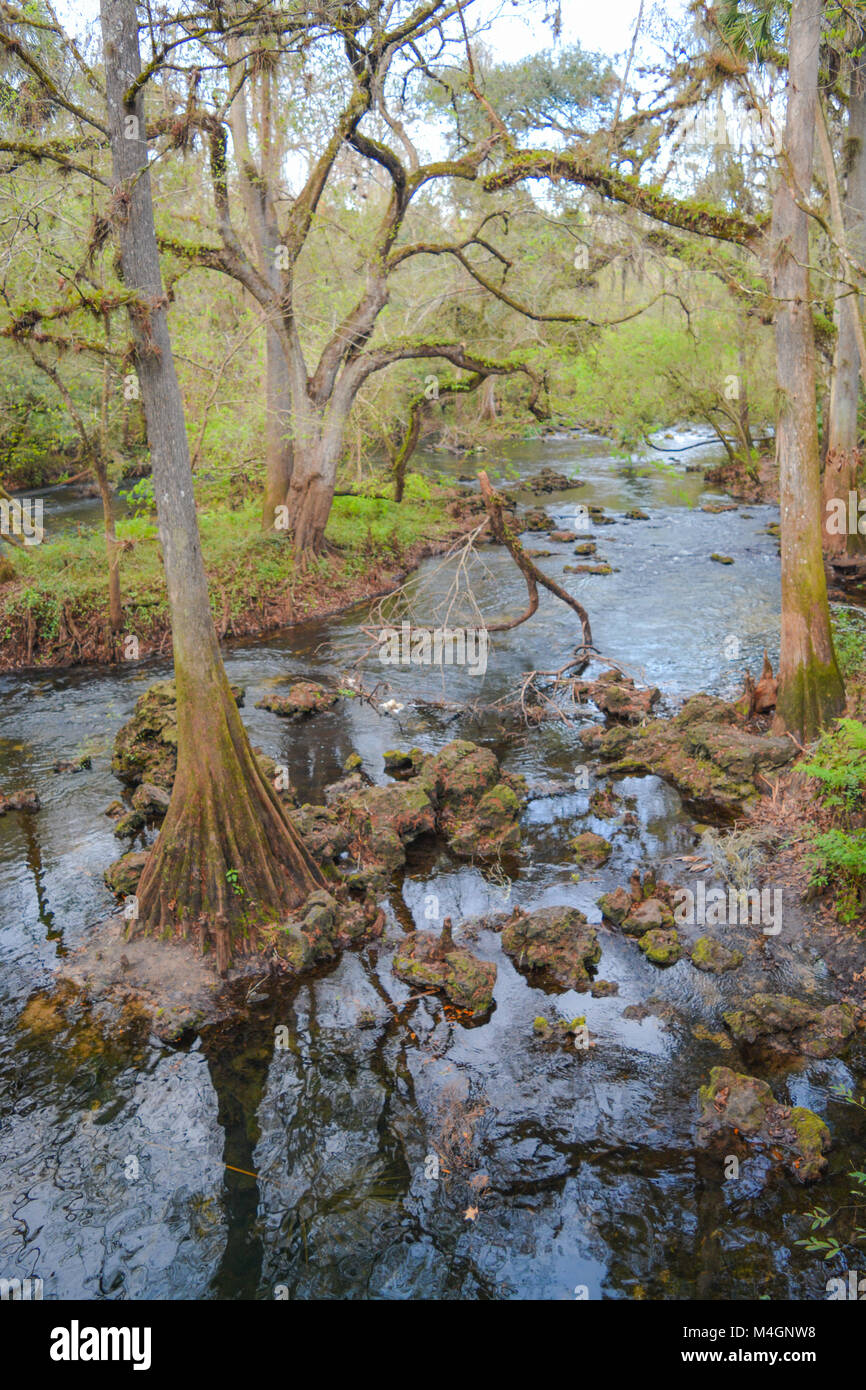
xmin=637 ymin=927 xmax=682 ymax=965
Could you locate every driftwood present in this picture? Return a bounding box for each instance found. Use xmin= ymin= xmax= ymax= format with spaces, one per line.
xmin=742 ymin=649 xmax=778 ymax=718
xmin=477 ymin=469 xmax=594 ymax=653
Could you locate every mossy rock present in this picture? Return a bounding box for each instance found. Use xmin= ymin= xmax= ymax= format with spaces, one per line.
xmin=448 ymin=782 xmax=521 ymax=859
xmin=637 ymin=927 xmax=682 ymax=965
xmin=689 ymin=936 xmax=743 ymax=974
xmin=383 ymin=748 xmax=419 ymax=773
xmin=500 ymin=905 xmax=601 ymax=991
xmin=597 ymin=886 xmax=632 ymax=925
xmin=571 ymin=831 xmax=611 ymax=867
xmin=698 ymin=1065 xmax=830 ymax=1182
xmin=392 ymin=930 xmax=496 ymax=1019
xmin=104 ymin=849 xmax=150 ymax=897
xmin=723 ymin=993 xmax=857 ymax=1058
xmin=113 ymin=809 xmax=145 ymax=838
xmin=574 ymin=669 xmax=660 ymax=724
xmin=291 ymin=805 xmax=352 ymax=862
xmin=417 ymin=740 xmax=500 ymax=809
xmin=710 ymin=553 xmax=734 ymax=565
xmin=255 ymin=681 xmax=339 ymax=720
xmin=623 ymin=897 xmax=674 ymax=935
xmin=111 ymin=679 xmax=244 ymax=789
xmin=587 ymin=693 xmax=796 ymax=814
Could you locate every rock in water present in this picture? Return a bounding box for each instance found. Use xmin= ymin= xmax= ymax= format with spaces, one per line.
xmin=723 ymin=993 xmax=857 ymax=1058
xmin=499 ymin=905 xmax=601 ymax=991
xmin=698 ymin=1066 xmax=830 ymax=1182
xmin=255 ymin=680 xmax=339 ymax=720
xmin=392 ymin=929 xmax=496 ymax=1020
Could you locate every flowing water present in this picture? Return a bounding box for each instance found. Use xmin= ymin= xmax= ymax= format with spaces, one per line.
xmin=1 ymin=432 xmax=863 ymax=1300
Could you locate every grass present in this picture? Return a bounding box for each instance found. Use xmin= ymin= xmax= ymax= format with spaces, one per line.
xmin=0 ymin=477 xmax=460 ymax=667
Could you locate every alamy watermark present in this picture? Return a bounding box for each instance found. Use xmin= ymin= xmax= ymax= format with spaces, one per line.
xmin=378 ymin=620 xmax=488 ymax=676
xmin=674 ymin=881 xmax=782 ymax=935
xmin=0 ymin=497 xmax=43 ymax=545
xmin=826 ymin=491 xmax=866 ymax=536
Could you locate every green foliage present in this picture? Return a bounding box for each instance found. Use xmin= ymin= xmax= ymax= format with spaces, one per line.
xmin=802 ymin=719 xmax=866 ymax=923
xmin=806 ymin=828 xmax=866 ymax=923
xmin=118 ymin=477 xmax=156 ymax=517
xmin=831 ymin=607 xmax=866 ymax=681
xmin=801 ymin=719 xmax=866 ymax=814
xmin=798 ymin=1087 xmax=866 ymax=1260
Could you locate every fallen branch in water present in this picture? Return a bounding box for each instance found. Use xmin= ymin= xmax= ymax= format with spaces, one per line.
xmin=477 ymin=469 xmax=594 ymax=655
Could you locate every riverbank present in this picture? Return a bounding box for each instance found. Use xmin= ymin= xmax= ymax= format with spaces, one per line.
xmin=0 ymin=486 xmax=485 ymax=673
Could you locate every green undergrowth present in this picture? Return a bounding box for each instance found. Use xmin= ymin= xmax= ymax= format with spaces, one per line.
xmin=0 ymin=474 xmax=454 ymax=664
xmin=802 ymin=718 xmax=866 ymax=925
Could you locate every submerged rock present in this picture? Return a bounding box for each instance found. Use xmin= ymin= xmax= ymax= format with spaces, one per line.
xmin=689 ymin=936 xmax=743 ymax=973
xmin=392 ymin=923 xmax=496 ymax=1020
xmin=255 ymin=680 xmax=339 ymax=720
xmin=52 ymin=755 xmax=91 ymax=774
xmin=723 ymin=993 xmax=858 ymax=1058
xmin=588 ymin=786 xmax=622 ymax=818
xmin=571 ymin=831 xmax=611 ymax=867
xmin=698 ymin=1066 xmax=830 ymax=1182
xmin=0 ymin=787 xmax=41 ymax=814
xmin=499 ymin=905 xmax=601 ymax=991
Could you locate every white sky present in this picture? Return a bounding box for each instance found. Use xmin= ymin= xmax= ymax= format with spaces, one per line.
xmin=57 ymin=0 xmax=678 ymax=63
xmin=487 ymin=0 xmax=656 ymax=61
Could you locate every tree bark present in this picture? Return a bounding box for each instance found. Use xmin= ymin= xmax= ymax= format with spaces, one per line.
xmin=226 ymin=46 xmax=294 ymax=530
xmin=772 ymin=0 xmax=845 ymax=740
xmin=823 ymin=48 xmax=866 ymax=557
xmin=99 ymin=347 xmax=123 ymax=632
xmin=100 ymin=0 xmax=325 ymax=972
xmin=263 ymin=322 xmax=293 ymax=528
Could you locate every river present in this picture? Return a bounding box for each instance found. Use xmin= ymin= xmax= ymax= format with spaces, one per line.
xmin=1 ymin=431 xmax=862 ymax=1300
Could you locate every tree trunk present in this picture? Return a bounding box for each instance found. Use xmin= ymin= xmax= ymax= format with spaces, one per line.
xmin=262 ymin=323 xmax=293 ymax=530
xmin=100 ymin=0 xmax=325 ymax=972
xmin=94 ymin=456 xmax=122 ymax=634
xmin=478 ymin=376 xmax=497 ymax=423
xmin=772 ymin=0 xmax=845 ymax=741
xmin=823 ymin=49 xmax=866 ymax=557
xmin=286 ymin=419 xmax=344 ymax=555
xmin=99 ymin=350 xmax=122 ymax=633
